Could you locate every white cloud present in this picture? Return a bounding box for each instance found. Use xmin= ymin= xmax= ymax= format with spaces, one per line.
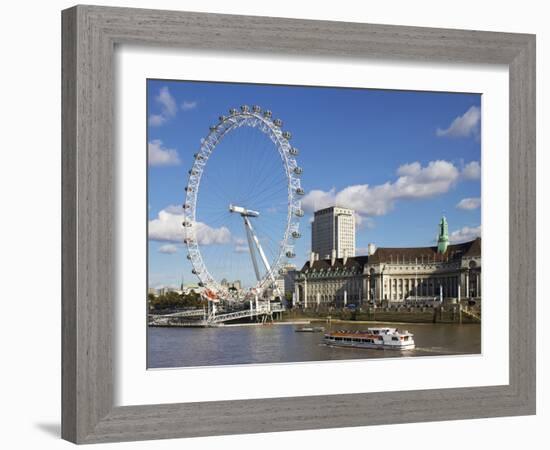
xmin=148 ymin=140 xmax=180 ymax=166
xmin=462 ymin=161 xmax=481 ymax=180
xmin=149 ymin=206 xmax=231 ymax=245
xmin=436 ymin=106 xmax=480 ymax=138
xmin=302 ymin=160 xmax=460 ymax=217
xmin=456 ymin=197 xmax=481 ymax=210
xmin=181 ymin=100 xmax=198 ymax=111
xmin=148 ymin=86 xmax=177 ymax=126
xmin=301 ymin=188 xmax=336 ymax=212
xmin=355 ymin=213 xmax=375 ymax=229
xmin=156 ymin=86 xmax=177 ymax=116
xmin=158 ymin=244 xmax=178 ymax=254
xmin=232 ymin=237 xmax=250 ymax=253
xmin=450 ymin=225 xmax=481 ymax=243
xmin=148 ymin=114 xmax=166 ymax=127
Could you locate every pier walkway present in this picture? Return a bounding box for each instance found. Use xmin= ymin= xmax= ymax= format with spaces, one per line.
xmin=149 ymin=304 xmax=285 ymax=327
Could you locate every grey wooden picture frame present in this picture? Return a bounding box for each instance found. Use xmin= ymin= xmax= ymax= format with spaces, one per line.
xmin=62 ymin=4 xmax=536 ymax=444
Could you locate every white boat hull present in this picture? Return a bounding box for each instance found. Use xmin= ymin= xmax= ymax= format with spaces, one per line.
xmin=324 ymin=338 xmax=415 ymax=350
xmin=324 ymin=327 xmax=415 ymax=350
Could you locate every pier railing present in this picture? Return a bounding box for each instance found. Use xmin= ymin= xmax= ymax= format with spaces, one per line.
xmin=149 ymin=304 xmax=286 ymax=326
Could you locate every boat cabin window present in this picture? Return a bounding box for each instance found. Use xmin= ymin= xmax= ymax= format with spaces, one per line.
xmin=391 ymin=337 xmax=399 ymax=341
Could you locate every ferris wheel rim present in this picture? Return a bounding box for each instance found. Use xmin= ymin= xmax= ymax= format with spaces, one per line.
xmin=182 ymin=106 xmax=303 ymax=299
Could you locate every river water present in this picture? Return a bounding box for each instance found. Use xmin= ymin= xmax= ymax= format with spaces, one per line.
xmin=147 ymin=321 xmax=481 ymax=368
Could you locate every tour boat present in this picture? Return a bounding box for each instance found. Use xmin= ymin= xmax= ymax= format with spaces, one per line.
xmin=324 ymin=327 xmax=415 ymax=350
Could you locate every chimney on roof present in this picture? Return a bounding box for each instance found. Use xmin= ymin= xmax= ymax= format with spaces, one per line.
xmin=315 ymin=253 xmax=319 ymax=261
xmin=368 ymin=243 xmax=376 ymax=256
xmin=309 ymin=252 xmax=316 ymax=267
xmin=343 ymin=248 xmax=348 ymax=266
xmin=331 ymin=249 xmax=336 ymax=266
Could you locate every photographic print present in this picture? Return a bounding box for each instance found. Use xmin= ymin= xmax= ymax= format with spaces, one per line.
xmin=147 ymin=79 xmax=482 ymax=369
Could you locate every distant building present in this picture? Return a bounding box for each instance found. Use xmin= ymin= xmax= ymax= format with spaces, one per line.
xmin=311 ymin=206 xmax=356 ymax=259
xmin=295 ymin=216 xmax=481 ymax=307
xmin=147 ymin=287 xmax=158 ymax=296
xmin=182 ymin=284 xmax=200 ymax=295
xmin=275 ymin=264 xmax=298 ymax=298
xmin=220 ymin=278 xmax=242 ymax=290
xmin=156 ymin=286 xmax=184 ymax=296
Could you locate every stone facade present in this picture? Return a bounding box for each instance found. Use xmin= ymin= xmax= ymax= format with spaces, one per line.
xmin=295 ymin=237 xmax=481 ymax=307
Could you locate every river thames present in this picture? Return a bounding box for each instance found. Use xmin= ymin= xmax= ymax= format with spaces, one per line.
xmin=147 ymin=322 xmax=481 ymax=368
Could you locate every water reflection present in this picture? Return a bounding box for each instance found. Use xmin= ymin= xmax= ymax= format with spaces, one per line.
xmin=147 ymin=322 xmax=481 ymax=369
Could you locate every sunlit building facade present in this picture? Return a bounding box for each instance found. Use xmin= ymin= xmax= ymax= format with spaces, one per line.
xmin=295 ymin=217 xmax=481 ymax=307
xmin=311 ymin=206 xmax=356 ymax=260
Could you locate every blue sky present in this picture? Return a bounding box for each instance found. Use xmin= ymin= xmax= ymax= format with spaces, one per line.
xmin=147 ymin=79 xmax=481 ymax=289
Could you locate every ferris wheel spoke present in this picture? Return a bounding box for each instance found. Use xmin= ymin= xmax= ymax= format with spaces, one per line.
xmin=246 ymin=185 xmax=289 ymax=209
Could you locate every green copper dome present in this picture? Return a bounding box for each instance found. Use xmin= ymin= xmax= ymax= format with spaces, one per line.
xmin=437 ymin=216 xmax=449 ymax=254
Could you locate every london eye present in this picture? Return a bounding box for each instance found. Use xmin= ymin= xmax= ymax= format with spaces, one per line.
xmin=182 ymin=105 xmax=304 ymax=304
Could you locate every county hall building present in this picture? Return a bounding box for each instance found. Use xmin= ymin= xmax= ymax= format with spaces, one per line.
xmin=294 ymin=213 xmax=481 ymax=307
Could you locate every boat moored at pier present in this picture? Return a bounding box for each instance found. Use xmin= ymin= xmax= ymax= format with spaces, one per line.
xmin=324 ymin=327 xmax=415 ymax=350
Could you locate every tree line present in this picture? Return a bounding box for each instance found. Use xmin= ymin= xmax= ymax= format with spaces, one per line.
xmin=147 ymin=290 xmax=205 ymax=311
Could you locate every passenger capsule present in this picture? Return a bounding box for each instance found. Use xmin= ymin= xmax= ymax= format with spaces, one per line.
xmin=292 ymin=231 xmax=301 ymax=238
xmin=241 ymin=105 xmax=250 ymax=112
xmin=263 ymin=110 xmax=272 ymax=118
xmin=273 ymin=119 xmax=283 ymax=127
xmin=209 ymin=125 xmax=217 ymax=132
xmin=289 ymin=147 xmax=299 ymax=156
xmin=286 ymin=251 xmax=296 ymax=258
xmin=182 ymin=221 xmax=192 ymax=227
xmin=295 ymin=187 xmax=305 ymax=196
xmin=182 ymin=203 xmax=190 ymax=209
xmin=282 ymin=131 xmax=292 ymax=140
xmin=295 ymin=209 xmax=304 ymax=217
xmin=184 ymin=186 xmax=193 ymax=192
xmin=219 ymin=115 xmax=226 ymax=122
xmin=252 ymin=105 xmax=261 ymax=113
xmin=186 ymin=254 xmax=192 ymax=260
xmin=229 ymin=108 xmax=238 ymax=115
xmin=188 ymin=169 xmax=198 ymax=175
xmin=191 ymin=268 xmax=200 ymax=275
xmin=293 ymin=166 xmax=303 ymax=175
xmin=198 ymin=282 xmax=205 ymax=287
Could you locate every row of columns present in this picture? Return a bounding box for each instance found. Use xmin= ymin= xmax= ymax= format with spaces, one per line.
xmin=463 ymin=270 xmax=481 ymax=298
xmin=295 ymin=279 xmax=361 ymax=307
xmin=364 ymin=270 xmax=481 ymax=301
xmin=295 ymin=269 xmax=481 ymax=305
